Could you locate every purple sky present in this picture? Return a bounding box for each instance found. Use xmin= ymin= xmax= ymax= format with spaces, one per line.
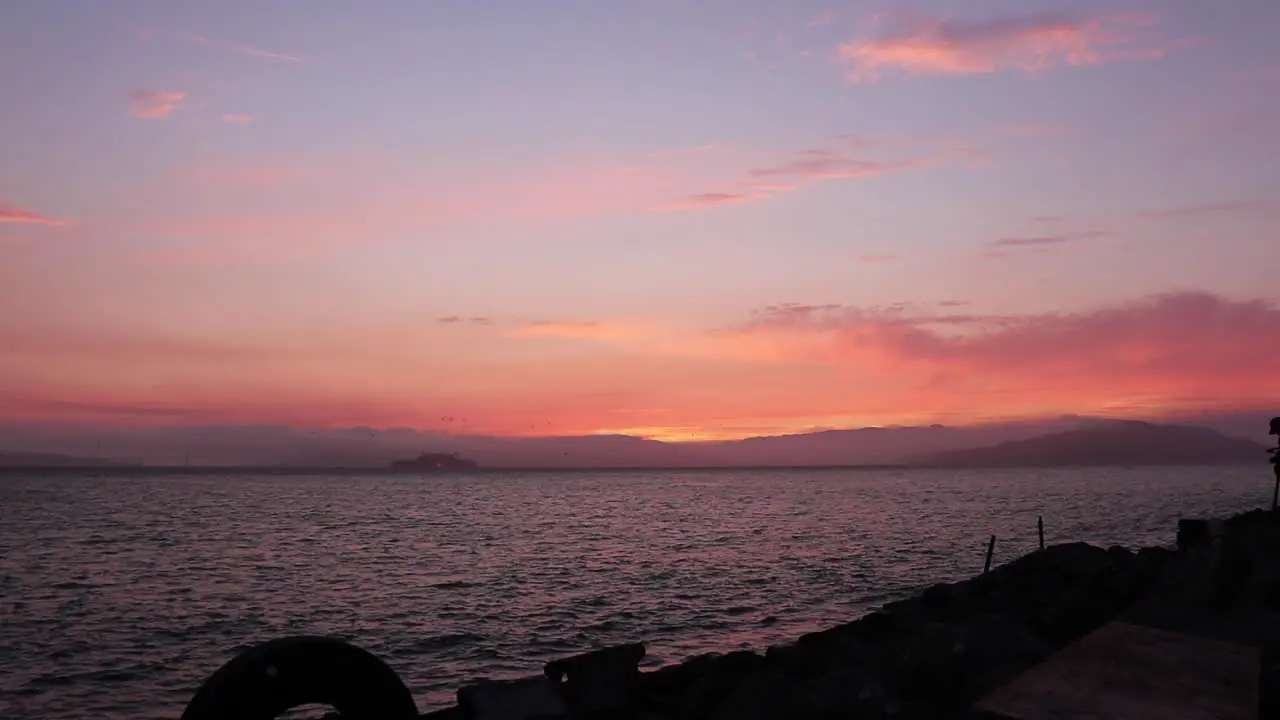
xmin=1 ymin=0 xmax=1278 ymax=440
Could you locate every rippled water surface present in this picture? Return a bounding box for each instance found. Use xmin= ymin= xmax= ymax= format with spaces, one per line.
xmin=0 ymin=467 xmax=1270 ymax=718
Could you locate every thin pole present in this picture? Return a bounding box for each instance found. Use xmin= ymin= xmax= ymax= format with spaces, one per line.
xmin=1270 ymin=419 xmax=1279 ymax=512
xmin=1038 ymin=516 xmax=1045 ymax=550
xmin=984 ymin=535 xmax=996 ymax=573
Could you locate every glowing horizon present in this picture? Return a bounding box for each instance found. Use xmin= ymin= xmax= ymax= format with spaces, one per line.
xmin=1 ymin=2 xmax=1277 ymax=441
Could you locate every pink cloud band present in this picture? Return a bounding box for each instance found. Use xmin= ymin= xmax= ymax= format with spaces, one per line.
xmin=838 ymin=12 xmax=1162 ymax=81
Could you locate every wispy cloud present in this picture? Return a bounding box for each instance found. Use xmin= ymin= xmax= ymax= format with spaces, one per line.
xmin=997 ymin=123 xmax=1075 ymax=139
xmin=808 ymin=10 xmax=837 ymax=29
xmin=221 ymin=113 xmax=254 ymax=124
xmin=130 ymin=90 xmax=186 ymax=119
xmin=658 ymin=191 xmax=770 ymax=211
xmin=1138 ymin=200 xmax=1268 ymax=220
xmin=751 ymin=150 xmax=917 ymax=180
xmin=508 ymin=321 xmax=652 ymax=342
xmin=438 ymin=316 xmax=492 ymax=325
xmin=186 ymin=34 xmax=301 ymax=63
xmin=857 ymin=254 xmax=898 ymax=264
xmin=0 ymin=203 xmax=68 ymax=226
xmin=991 ymin=230 xmax=1106 ymax=247
xmin=661 ymin=134 xmax=982 ymax=212
xmin=837 ymin=12 xmax=1161 ymax=81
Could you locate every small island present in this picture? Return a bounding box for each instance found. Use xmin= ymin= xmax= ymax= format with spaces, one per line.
xmin=388 ymin=452 xmax=479 ymax=471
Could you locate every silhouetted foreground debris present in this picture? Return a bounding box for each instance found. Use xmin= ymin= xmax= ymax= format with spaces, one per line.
xmin=187 ymin=508 xmax=1280 ymax=720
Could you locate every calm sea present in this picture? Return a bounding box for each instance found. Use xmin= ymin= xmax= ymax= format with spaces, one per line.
xmin=0 ymin=466 xmax=1270 ymax=719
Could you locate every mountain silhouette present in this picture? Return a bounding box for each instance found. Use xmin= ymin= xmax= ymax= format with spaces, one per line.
xmin=0 ymin=451 xmax=138 ymax=468
xmin=0 ymin=412 xmax=1272 ymax=468
xmin=905 ymin=420 xmax=1268 ymax=468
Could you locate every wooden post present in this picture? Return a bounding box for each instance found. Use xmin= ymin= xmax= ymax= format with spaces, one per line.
xmin=984 ymin=535 xmax=996 ymax=573
xmin=1038 ymin=516 xmax=1045 ymax=550
xmin=1270 ymin=418 xmax=1279 ymax=512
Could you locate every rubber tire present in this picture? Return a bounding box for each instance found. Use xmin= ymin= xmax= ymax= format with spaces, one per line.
xmin=181 ymin=636 xmax=419 ymax=720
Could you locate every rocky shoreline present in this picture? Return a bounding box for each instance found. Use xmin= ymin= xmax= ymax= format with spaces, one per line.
xmin=406 ymin=507 xmax=1280 ymax=719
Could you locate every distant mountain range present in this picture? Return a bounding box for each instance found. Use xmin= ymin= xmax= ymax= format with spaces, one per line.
xmin=0 ymin=412 xmax=1273 ymax=469
xmin=906 ymin=420 xmax=1268 ymax=468
xmin=0 ymin=451 xmax=139 ymax=468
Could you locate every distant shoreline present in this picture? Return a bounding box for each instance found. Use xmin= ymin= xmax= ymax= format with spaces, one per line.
xmin=0 ymin=460 xmax=1265 ymax=476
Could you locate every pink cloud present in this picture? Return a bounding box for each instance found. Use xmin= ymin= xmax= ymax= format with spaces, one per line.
xmin=837 ymin=12 xmax=1160 ymax=81
xmin=0 ymin=204 xmax=68 ymax=226
xmin=130 ymin=90 xmax=186 ymax=119
xmin=221 ymin=113 xmax=254 ymax=124
xmin=723 ymin=291 xmax=1280 ymax=411
xmin=133 ymin=149 xmax=726 ymax=266
xmin=186 ymin=34 xmax=301 ymax=63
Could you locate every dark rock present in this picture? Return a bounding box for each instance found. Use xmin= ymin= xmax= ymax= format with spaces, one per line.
xmin=545 ymin=643 xmax=645 ymax=714
xmin=1213 ymin=534 xmax=1256 ymax=612
xmin=419 ymin=708 xmax=465 ymax=720
xmin=710 ymin=667 xmax=805 ymax=720
xmin=803 ymin=663 xmax=900 ymax=719
xmin=419 ymin=708 xmax=466 ymax=720
xmin=782 ymin=623 xmax=876 ymax=675
xmin=457 ymin=676 xmax=567 ymax=720
xmin=639 ymin=653 xmax=719 ymax=700
xmin=848 ymin=610 xmax=900 ymax=643
xmin=672 ymin=652 xmax=764 ymax=720
xmin=1178 ymin=518 xmax=1216 ymax=550
xmin=638 ymin=651 xmax=762 ymax=719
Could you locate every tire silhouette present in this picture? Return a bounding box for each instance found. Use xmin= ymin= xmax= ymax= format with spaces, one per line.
xmin=181 ymin=636 xmax=419 ymax=720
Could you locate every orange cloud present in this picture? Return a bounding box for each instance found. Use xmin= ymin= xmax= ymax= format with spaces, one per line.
xmin=438 ymin=316 xmax=492 ymax=325
xmin=508 ymin=321 xmax=653 ymax=342
xmin=0 ymin=203 xmax=67 ymax=226
xmin=838 ymin=12 xmax=1159 ymax=81
xmin=130 ymin=90 xmax=185 ymax=119
xmin=221 ymin=113 xmax=254 ymax=124
xmin=186 ymin=34 xmax=301 ymax=63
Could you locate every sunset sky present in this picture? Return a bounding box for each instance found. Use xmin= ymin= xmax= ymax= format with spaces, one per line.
xmin=1 ymin=0 xmax=1278 ymax=441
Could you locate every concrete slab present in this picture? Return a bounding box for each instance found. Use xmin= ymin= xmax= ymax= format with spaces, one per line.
xmin=973 ymin=621 xmax=1258 ymax=720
